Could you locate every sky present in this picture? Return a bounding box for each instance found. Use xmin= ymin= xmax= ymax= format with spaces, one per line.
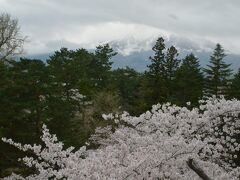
xmin=1 ymin=0 xmax=240 ymax=55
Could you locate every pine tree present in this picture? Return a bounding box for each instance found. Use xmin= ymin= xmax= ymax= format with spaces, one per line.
xmin=109 ymin=67 xmax=140 ymax=114
xmin=229 ymin=69 xmax=240 ymax=99
xmin=204 ymin=44 xmax=232 ymax=97
xmin=0 ymin=58 xmax=49 ymax=141
xmin=0 ymin=59 xmax=49 ymax=175
xmin=141 ymin=37 xmax=180 ymax=108
xmin=148 ymin=37 xmax=165 ymax=78
xmin=93 ymin=44 xmax=117 ymax=89
xmin=146 ymin=37 xmax=167 ymax=104
xmin=46 ymin=48 xmax=92 ymax=146
xmin=175 ymin=53 xmax=204 ymax=106
xmin=164 ymin=46 xmax=179 ymax=80
xmin=164 ymin=45 xmax=180 ymax=101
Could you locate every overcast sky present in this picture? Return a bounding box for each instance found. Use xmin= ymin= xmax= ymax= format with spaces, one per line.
xmin=1 ymin=0 xmax=240 ymax=55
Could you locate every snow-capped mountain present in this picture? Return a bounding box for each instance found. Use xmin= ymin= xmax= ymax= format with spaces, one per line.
xmin=27 ymin=36 xmax=240 ymax=72
xmin=109 ymin=36 xmax=240 ymax=71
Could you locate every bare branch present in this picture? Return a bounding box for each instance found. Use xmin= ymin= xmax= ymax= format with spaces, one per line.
xmin=0 ymin=13 xmax=25 ymax=61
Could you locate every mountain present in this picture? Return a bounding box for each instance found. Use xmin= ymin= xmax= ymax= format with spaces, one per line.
xmin=27 ymin=50 xmax=240 ymax=72
xmin=111 ymin=50 xmax=240 ymax=72
xmin=110 ymin=36 xmax=240 ymax=71
xmin=25 ymin=36 xmax=240 ymax=72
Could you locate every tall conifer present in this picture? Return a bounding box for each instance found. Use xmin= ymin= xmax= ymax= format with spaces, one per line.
xmin=204 ymin=44 xmax=232 ymax=97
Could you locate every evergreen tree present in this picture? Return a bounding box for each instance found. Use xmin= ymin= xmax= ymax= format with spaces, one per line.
xmin=109 ymin=67 xmax=140 ymax=114
xmin=164 ymin=45 xmax=180 ymax=101
xmin=204 ymin=44 xmax=232 ymax=97
xmin=148 ymin=37 xmax=165 ymax=78
xmin=0 ymin=58 xmax=48 ymax=141
xmin=139 ymin=37 xmax=180 ymax=111
xmin=45 ymin=45 xmax=117 ymax=147
xmin=0 ymin=59 xmax=49 ymax=175
xmin=93 ymin=44 xmax=117 ymax=89
xmin=0 ymin=60 xmax=10 ymax=139
xmin=147 ymin=37 xmax=180 ymax=103
xmin=175 ymin=53 xmax=204 ymax=106
xmin=145 ymin=37 xmax=167 ymax=104
xmin=95 ymin=44 xmax=116 ymax=70
xmin=46 ymin=48 xmax=91 ymax=146
xmin=164 ymin=46 xmax=179 ymax=80
xmin=229 ymin=69 xmax=240 ymax=99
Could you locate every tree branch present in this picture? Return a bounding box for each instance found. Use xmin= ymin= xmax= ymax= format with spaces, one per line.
xmin=187 ymin=158 xmax=212 ymax=180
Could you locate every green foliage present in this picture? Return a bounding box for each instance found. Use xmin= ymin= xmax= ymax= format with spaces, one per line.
xmin=45 ymin=45 xmax=117 ymax=146
xmin=229 ymin=69 xmax=240 ymax=99
xmin=0 ymin=58 xmax=48 ymax=175
xmin=148 ymin=37 xmax=165 ymax=78
xmin=164 ymin=45 xmax=180 ymax=101
xmin=109 ymin=67 xmax=141 ymax=114
xmin=174 ymin=53 xmax=204 ymax=106
xmin=1 ymin=40 xmax=240 ymax=177
xmin=0 ymin=58 xmax=48 ymax=141
xmin=204 ymin=44 xmax=232 ymax=97
xmin=47 ymin=48 xmax=93 ymax=97
xmin=139 ymin=37 xmax=180 ymax=111
xmin=0 ymin=44 xmax=119 ymax=176
xmin=93 ymin=44 xmax=117 ymax=89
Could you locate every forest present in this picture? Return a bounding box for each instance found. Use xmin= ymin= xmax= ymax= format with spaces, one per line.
xmin=1 ymin=13 xmax=240 ymax=179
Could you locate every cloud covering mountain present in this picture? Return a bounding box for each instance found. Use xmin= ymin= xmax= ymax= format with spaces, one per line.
xmin=28 ymin=36 xmax=240 ymax=72
xmin=1 ymin=0 xmax=240 ymax=55
xmin=3 ymin=0 xmax=239 ymax=71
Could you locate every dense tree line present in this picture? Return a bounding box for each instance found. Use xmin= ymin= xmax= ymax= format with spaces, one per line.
xmin=137 ymin=38 xmax=237 ymax=112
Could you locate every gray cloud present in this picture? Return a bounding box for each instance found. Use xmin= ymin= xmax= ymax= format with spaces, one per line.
xmin=1 ymin=0 xmax=240 ymax=55
xmin=168 ymin=14 xmax=179 ymax=21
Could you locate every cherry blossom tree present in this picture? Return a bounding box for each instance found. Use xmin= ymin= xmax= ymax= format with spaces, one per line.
xmin=2 ymin=97 xmax=240 ymax=179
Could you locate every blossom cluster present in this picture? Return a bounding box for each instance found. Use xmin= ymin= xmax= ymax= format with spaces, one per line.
xmin=2 ymin=97 xmax=240 ymax=179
